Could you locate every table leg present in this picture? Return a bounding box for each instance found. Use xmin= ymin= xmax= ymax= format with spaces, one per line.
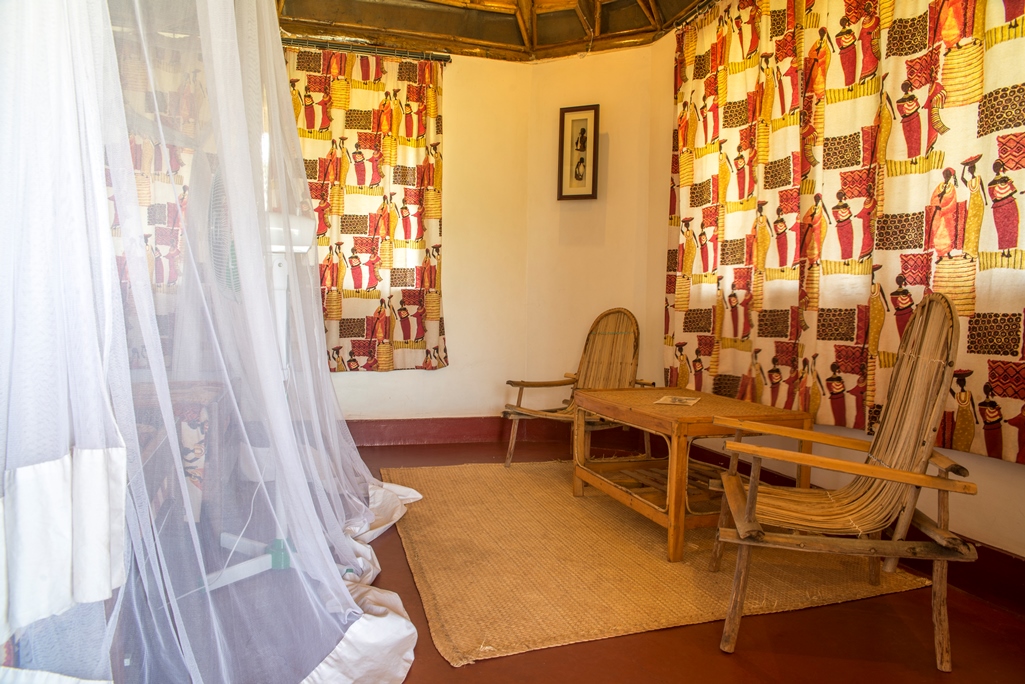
xmin=572 ymin=407 xmax=586 ymax=497
xmin=797 ymin=416 xmax=814 ymax=488
xmin=666 ymin=429 xmax=689 ymax=562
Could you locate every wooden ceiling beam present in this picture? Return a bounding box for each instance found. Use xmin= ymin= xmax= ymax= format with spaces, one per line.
xmin=532 ymin=26 xmax=656 ymax=58
xmin=515 ymin=9 xmax=532 ymax=48
xmin=279 ymin=17 xmax=532 ymax=60
xmin=516 ymin=0 xmax=534 ymax=48
xmin=594 ymin=0 xmax=601 ymax=35
xmin=419 ymin=0 xmax=519 ymax=14
xmin=634 ymin=0 xmax=656 ymax=26
xmin=647 ymin=0 xmax=664 ymax=27
xmin=575 ymin=0 xmax=594 ymax=35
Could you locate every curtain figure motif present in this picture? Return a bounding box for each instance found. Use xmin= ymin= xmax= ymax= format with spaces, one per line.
xmin=667 ymin=0 xmax=1025 ymax=464
xmin=286 ymin=47 xmax=448 ymax=372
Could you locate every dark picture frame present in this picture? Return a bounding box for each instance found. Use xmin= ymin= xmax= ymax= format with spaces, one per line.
xmin=558 ymin=104 xmax=599 ymax=200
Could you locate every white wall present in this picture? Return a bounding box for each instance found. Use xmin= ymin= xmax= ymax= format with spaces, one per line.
xmin=331 ymin=56 xmax=534 ymax=419
xmin=332 ymin=35 xmax=677 ymax=418
xmin=331 ymin=35 xmax=1025 ymax=559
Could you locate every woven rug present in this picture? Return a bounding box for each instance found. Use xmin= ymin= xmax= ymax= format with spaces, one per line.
xmin=381 ymin=461 xmax=929 ymax=667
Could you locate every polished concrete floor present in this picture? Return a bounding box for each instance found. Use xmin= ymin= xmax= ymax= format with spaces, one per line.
xmin=362 ymin=442 xmax=1025 ymax=684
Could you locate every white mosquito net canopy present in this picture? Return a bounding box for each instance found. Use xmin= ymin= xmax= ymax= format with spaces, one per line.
xmin=0 ymin=0 xmax=419 ymax=681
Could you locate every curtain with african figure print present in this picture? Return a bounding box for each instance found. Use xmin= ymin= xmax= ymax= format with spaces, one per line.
xmin=285 ymin=46 xmax=447 ymax=372
xmin=666 ymin=0 xmax=1025 ymax=464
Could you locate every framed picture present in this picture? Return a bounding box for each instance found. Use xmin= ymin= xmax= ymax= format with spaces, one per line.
xmin=558 ymin=104 xmax=599 ymax=200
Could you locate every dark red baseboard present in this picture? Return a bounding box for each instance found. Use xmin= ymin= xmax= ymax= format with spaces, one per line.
xmin=347 ymin=416 xmax=572 ymax=447
xmin=350 ymin=416 xmax=1025 ymax=618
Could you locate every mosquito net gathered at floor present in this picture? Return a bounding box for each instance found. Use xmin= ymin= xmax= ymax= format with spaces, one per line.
xmin=0 ymin=0 xmax=418 ymax=681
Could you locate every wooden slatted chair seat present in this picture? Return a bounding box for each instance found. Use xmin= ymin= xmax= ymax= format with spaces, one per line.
xmin=747 ymin=480 xmax=905 ymax=536
xmin=502 ymin=308 xmax=647 ymax=466
xmin=708 ymin=293 xmax=979 ymax=672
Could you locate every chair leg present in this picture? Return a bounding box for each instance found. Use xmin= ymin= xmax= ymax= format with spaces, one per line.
xmin=933 ymin=559 xmax=952 ymax=672
xmin=708 ymin=490 xmax=732 ymax=573
xmin=504 ymin=417 xmax=520 ymax=467
xmin=867 ymin=531 xmax=881 ymax=586
xmin=720 ymin=543 xmax=753 ymax=653
xmin=710 ymin=441 xmax=741 ymax=573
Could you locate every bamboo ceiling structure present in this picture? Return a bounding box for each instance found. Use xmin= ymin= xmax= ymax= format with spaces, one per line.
xmin=278 ymin=0 xmax=710 ymax=61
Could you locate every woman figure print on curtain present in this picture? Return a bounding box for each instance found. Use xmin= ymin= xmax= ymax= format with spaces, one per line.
xmin=734 ymin=144 xmax=749 ymax=200
xmin=303 ymin=86 xmax=316 ymax=130
xmin=989 ymin=159 xmax=1022 ymax=257
xmin=867 ymin=264 xmax=888 ymax=355
xmin=679 ymin=217 xmax=697 ymax=275
xmin=836 ymin=17 xmax=858 ymax=88
xmin=772 ymin=206 xmax=794 ymax=267
xmin=933 ymin=0 xmax=975 ymax=54
xmin=805 ymin=28 xmax=834 ymax=102
xmin=348 ymin=247 xmax=363 ymax=290
xmin=802 ymin=193 xmax=829 ymax=264
xmin=979 ymin=383 xmax=1005 ymax=459
xmin=315 ymin=195 xmax=331 ymax=243
xmin=782 ymin=362 xmax=799 ymax=410
xmin=950 ymin=371 xmax=978 ymax=453
xmin=856 ymin=183 xmax=876 ymax=260
xmin=961 ymin=156 xmax=986 ymax=260
xmin=890 ymin=274 xmax=915 ymax=339
xmin=927 ymin=168 xmax=959 ymax=263
xmin=832 ymin=190 xmax=855 ymax=262
xmin=290 ymin=78 xmax=302 ymax=122
xmin=736 ymin=347 xmax=761 ymax=402
xmin=850 ymin=365 xmax=869 ymax=430
xmin=768 ymin=357 xmax=783 ymax=407
xmin=859 ymin=2 xmax=880 ymax=83
xmin=897 ymin=80 xmax=922 ymax=159
xmin=800 ymin=98 xmax=819 ymax=178
xmin=751 ymin=201 xmax=771 ymax=271
xmin=826 ymin=362 xmax=847 ymax=426
xmin=692 ymin=352 xmax=705 ymax=391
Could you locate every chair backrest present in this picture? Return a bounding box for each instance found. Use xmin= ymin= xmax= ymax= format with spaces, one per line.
xmin=573 ymin=308 xmax=640 ymax=392
xmin=837 ymin=293 xmax=959 ymax=534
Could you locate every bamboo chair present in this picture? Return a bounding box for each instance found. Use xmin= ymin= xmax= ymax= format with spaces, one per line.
xmin=503 ymin=307 xmax=652 ymax=466
xmin=708 ymin=293 xmax=977 ymax=672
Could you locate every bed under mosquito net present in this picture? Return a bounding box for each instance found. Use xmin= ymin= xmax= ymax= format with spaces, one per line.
xmin=0 ymin=0 xmax=419 ymax=681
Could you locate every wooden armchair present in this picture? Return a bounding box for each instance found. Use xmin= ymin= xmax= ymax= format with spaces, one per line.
xmin=708 ymin=293 xmax=977 ymax=671
xmin=503 ymin=308 xmax=652 ymax=466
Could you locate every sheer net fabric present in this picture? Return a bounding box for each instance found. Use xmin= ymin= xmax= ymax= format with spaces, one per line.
xmin=0 ymin=0 xmax=416 ymax=681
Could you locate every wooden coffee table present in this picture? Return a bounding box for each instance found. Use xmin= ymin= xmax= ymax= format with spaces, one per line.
xmin=572 ymin=387 xmax=813 ymax=562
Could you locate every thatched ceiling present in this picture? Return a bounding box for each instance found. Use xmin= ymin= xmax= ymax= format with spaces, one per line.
xmin=278 ymin=0 xmax=707 ymax=61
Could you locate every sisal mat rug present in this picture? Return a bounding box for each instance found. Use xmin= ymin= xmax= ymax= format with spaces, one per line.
xmin=382 ymin=461 xmax=929 ymax=667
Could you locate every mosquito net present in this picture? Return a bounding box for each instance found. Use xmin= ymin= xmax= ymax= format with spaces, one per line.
xmin=0 ymin=0 xmax=418 ymax=681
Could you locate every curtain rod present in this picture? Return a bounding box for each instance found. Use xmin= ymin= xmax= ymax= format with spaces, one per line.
xmin=279 ymin=34 xmax=451 ymax=64
xmin=676 ymin=0 xmax=720 ymax=29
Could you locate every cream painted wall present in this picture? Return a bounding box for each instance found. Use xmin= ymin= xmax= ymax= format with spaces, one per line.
xmin=332 ymin=35 xmax=677 ymax=419
xmin=331 ymin=56 xmax=533 ymax=419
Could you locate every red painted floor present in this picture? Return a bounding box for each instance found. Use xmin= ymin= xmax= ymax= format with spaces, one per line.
xmin=362 ymin=442 xmax=1025 ymax=684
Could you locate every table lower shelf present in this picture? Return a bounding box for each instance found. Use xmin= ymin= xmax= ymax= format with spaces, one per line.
xmin=574 ymin=457 xmax=725 ymax=530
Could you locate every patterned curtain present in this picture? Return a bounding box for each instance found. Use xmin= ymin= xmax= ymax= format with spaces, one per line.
xmin=285 ymin=46 xmax=448 ymax=372
xmin=666 ymin=0 xmax=1025 ymax=464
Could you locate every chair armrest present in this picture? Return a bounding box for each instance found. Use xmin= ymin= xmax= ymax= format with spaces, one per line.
xmin=564 ymin=373 xmax=578 ymax=381
xmin=714 ymin=417 xmax=872 ymax=452
xmin=929 ymin=450 xmax=970 ymax=478
xmin=723 ymin=441 xmax=978 ymax=495
xmin=911 ymin=509 xmax=972 ymax=554
xmin=506 ymin=378 xmax=577 ymax=389
xmin=634 ymin=379 xmax=656 ymax=387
